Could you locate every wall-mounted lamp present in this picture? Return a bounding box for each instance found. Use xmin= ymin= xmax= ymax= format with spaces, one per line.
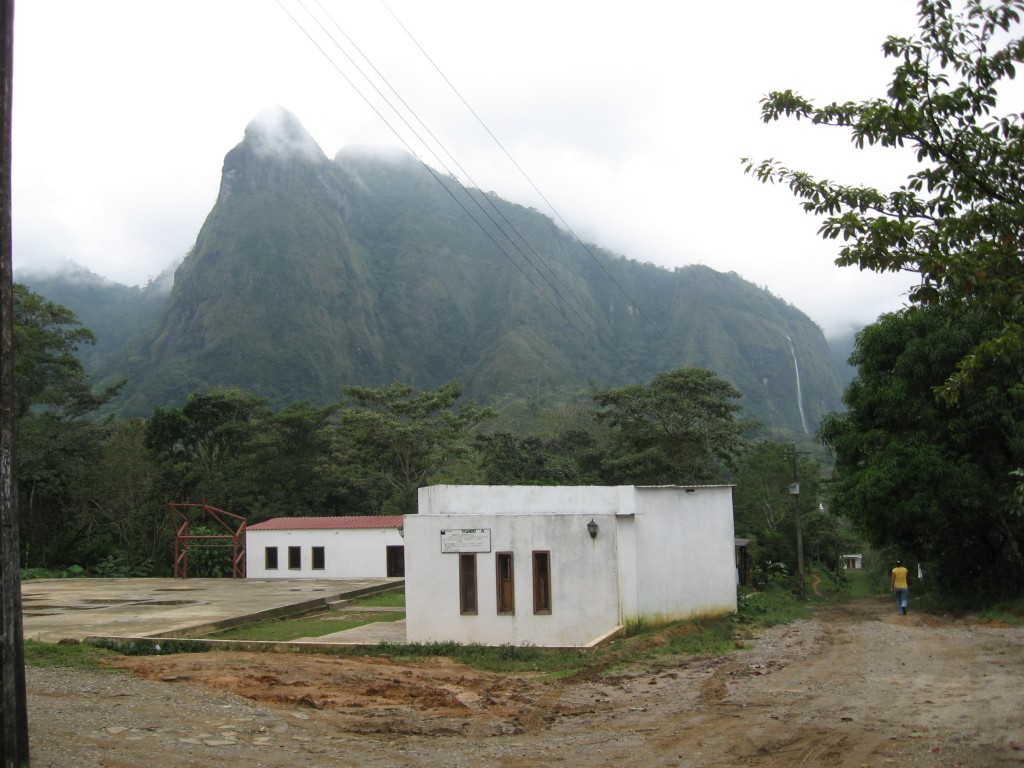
xmin=398 ymin=525 xmax=405 ymax=539
xmin=587 ymin=518 xmax=599 ymax=539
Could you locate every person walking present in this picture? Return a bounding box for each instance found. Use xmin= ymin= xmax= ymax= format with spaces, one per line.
xmin=890 ymin=560 xmax=910 ymax=615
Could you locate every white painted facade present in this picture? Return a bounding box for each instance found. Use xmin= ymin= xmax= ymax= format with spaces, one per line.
xmin=245 ymin=519 xmax=405 ymax=579
xmin=404 ymin=485 xmax=736 ymax=648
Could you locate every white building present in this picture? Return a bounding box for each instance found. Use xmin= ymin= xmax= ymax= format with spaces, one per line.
xmin=404 ymin=485 xmax=737 ymax=648
xmin=841 ymin=554 xmax=863 ymax=570
xmin=245 ymin=516 xmax=405 ymax=579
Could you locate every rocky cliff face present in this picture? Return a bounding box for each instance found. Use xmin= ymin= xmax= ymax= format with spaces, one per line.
xmin=147 ymin=109 xmax=386 ymax=404
xmin=31 ymin=109 xmax=844 ymax=433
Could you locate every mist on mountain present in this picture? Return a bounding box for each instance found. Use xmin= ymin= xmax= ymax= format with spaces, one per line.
xmin=20 ymin=109 xmax=845 ymax=437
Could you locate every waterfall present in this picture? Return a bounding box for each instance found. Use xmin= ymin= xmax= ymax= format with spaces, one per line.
xmin=786 ymin=335 xmax=809 ymax=435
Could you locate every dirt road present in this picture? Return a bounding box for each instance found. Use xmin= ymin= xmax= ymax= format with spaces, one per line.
xmin=27 ymin=597 xmax=1024 ymax=767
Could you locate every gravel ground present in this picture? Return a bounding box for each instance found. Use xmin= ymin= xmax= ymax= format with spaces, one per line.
xmin=27 ymin=598 xmax=1024 ymax=768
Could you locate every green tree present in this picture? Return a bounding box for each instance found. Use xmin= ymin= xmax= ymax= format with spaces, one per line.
xmin=745 ymin=0 xmax=1024 ymax=400
xmin=593 ymin=368 xmax=753 ymax=485
xmin=340 ymin=380 xmax=492 ymax=515
xmin=12 ymin=285 xmax=127 ymax=568
xmin=732 ymin=442 xmax=831 ymax=588
xmin=144 ymin=388 xmax=270 ymax=505
xmin=242 ymin=401 xmax=345 ymax=519
xmin=180 ymin=524 xmax=234 ymax=578
xmin=88 ymin=419 xmax=165 ymax=575
xmin=13 ymin=283 xmax=123 ymax=417
xmin=817 ymin=305 xmax=1024 ymax=598
xmin=474 ymin=431 xmax=592 ymax=485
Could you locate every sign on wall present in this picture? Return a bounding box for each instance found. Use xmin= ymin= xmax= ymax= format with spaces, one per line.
xmin=440 ymin=528 xmax=491 ymax=553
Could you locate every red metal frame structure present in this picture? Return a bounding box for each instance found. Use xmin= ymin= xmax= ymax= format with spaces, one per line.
xmin=168 ymin=502 xmax=247 ymax=579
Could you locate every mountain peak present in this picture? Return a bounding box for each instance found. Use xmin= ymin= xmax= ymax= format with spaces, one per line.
xmin=52 ymin=114 xmax=844 ymax=431
xmin=243 ymin=107 xmax=325 ymax=163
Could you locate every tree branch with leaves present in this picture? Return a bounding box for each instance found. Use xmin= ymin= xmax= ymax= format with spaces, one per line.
xmin=744 ymin=0 xmax=1024 ymax=401
xmin=340 ymin=380 xmax=493 ymax=515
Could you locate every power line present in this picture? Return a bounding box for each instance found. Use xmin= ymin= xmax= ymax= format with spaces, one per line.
xmin=381 ymin=0 xmax=689 ymax=366
xmin=277 ymin=0 xmax=610 ymax=347
xmin=311 ymin=0 xmax=609 ymax=348
xmin=280 ymin=1 xmax=698 ymax=378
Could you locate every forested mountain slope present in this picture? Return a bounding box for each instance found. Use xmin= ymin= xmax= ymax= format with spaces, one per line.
xmin=22 ymin=108 xmax=843 ymax=435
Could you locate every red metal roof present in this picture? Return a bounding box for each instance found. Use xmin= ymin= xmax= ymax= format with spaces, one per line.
xmin=247 ymin=516 xmax=404 ymax=531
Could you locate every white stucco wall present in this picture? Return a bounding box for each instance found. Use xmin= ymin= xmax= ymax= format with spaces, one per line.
xmin=404 ymin=510 xmax=620 ymax=647
xmin=615 ymin=513 xmax=639 ymax=620
xmin=417 ymin=484 xmax=635 ymax=516
xmin=245 ymin=528 xmax=404 ymax=579
xmin=406 ymin=484 xmax=736 ymax=647
xmin=632 ymin=486 xmax=737 ymax=619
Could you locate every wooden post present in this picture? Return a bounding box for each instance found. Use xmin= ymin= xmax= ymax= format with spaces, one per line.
xmin=1 ymin=0 xmax=31 ymax=763
xmin=790 ymin=442 xmax=806 ymax=601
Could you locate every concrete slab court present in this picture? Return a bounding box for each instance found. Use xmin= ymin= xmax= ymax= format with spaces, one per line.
xmin=21 ymin=577 xmax=403 ymax=643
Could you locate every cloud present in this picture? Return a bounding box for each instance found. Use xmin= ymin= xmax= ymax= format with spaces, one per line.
xmin=245 ymin=106 xmax=327 ymax=163
xmin=11 ymin=0 xmax=931 ymax=339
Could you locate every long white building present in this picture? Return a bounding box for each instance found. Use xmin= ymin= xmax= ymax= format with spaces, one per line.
xmin=245 ymin=516 xmax=405 ymax=579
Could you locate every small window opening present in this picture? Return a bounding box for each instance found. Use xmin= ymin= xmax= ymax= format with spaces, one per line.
xmin=496 ymin=552 xmax=515 ymax=615
xmin=459 ymin=554 xmax=477 ymax=614
xmin=533 ymin=551 xmax=552 ymax=614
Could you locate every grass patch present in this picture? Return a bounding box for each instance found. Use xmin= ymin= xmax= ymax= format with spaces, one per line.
xmin=21 ymin=566 xmax=84 ymax=580
xmin=24 ymin=583 xmax=812 ymax=678
xmin=209 ymin=611 xmax=404 ymax=642
xmin=806 ymin=568 xmax=845 ymax=600
xmin=207 ymin=587 xmax=407 ymax=642
xmin=736 ymin=587 xmax=811 ymax=627
xmin=24 ymin=639 xmax=117 ymax=670
xmin=320 ymin=598 xmax=806 ymax=677
xmin=657 ymin=618 xmax=737 ymax=656
xmin=845 ymin=569 xmax=879 ymax=598
xmin=966 ymin=598 xmax=1024 ymax=626
xmin=349 ymin=589 xmax=405 ymax=608
xmin=340 ymin=640 xmax=589 ymax=675
xmin=88 ymin=638 xmax=210 ymax=656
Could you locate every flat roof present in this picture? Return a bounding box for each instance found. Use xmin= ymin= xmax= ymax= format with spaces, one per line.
xmin=248 ymin=515 xmax=404 ymax=531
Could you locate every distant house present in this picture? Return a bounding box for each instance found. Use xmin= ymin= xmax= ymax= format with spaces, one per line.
xmin=841 ymin=554 xmax=863 ymax=570
xmin=404 ymin=485 xmax=737 ymax=648
xmin=245 ymin=516 xmax=405 ymax=579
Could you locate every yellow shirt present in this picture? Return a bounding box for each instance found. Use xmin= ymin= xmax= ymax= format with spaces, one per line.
xmin=891 ymin=566 xmax=909 ymax=589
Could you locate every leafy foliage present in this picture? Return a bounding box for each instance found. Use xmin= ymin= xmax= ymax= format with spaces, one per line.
xmin=12 ymin=283 xmax=123 ymax=418
xmin=87 ymin=638 xmax=210 ymax=656
xmin=241 ymin=401 xmax=346 ymax=518
xmin=12 ymin=284 xmax=849 ymax=601
xmin=23 ymin=119 xmax=844 ymax=437
xmin=24 ymin=640 xmax=117 ymax=670
xmin=474 ymin=429 xmax=602 ymax=485
xmin=13 ymin=285 xmax=130 ymax=569
xmin=339 ymin=380 xmax=493 ymax=514
xmin=593 ymin=368 xmax=754 ymax=484
xmin=145 ymin=389 xmax=270 ymax=505
xmin=732 ymin=441 xmax=835 ymax=583
xmin=817 ymin=305 xmax=1024 ymax=598
xmin=745 ymin=0 xmax=1024 ymax=400
xmin=179 ymin=524 xmax=235 ymax=578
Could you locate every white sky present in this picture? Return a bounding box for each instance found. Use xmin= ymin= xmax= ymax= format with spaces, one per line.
xmin=11 ymin=1 xmax=937 ymax=337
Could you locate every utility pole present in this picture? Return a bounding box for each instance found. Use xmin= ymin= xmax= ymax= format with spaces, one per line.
xmin=1 ymin=0 xmax=30 ymax=763
xmin=789 ymin=441 xmax=807 ymax=601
